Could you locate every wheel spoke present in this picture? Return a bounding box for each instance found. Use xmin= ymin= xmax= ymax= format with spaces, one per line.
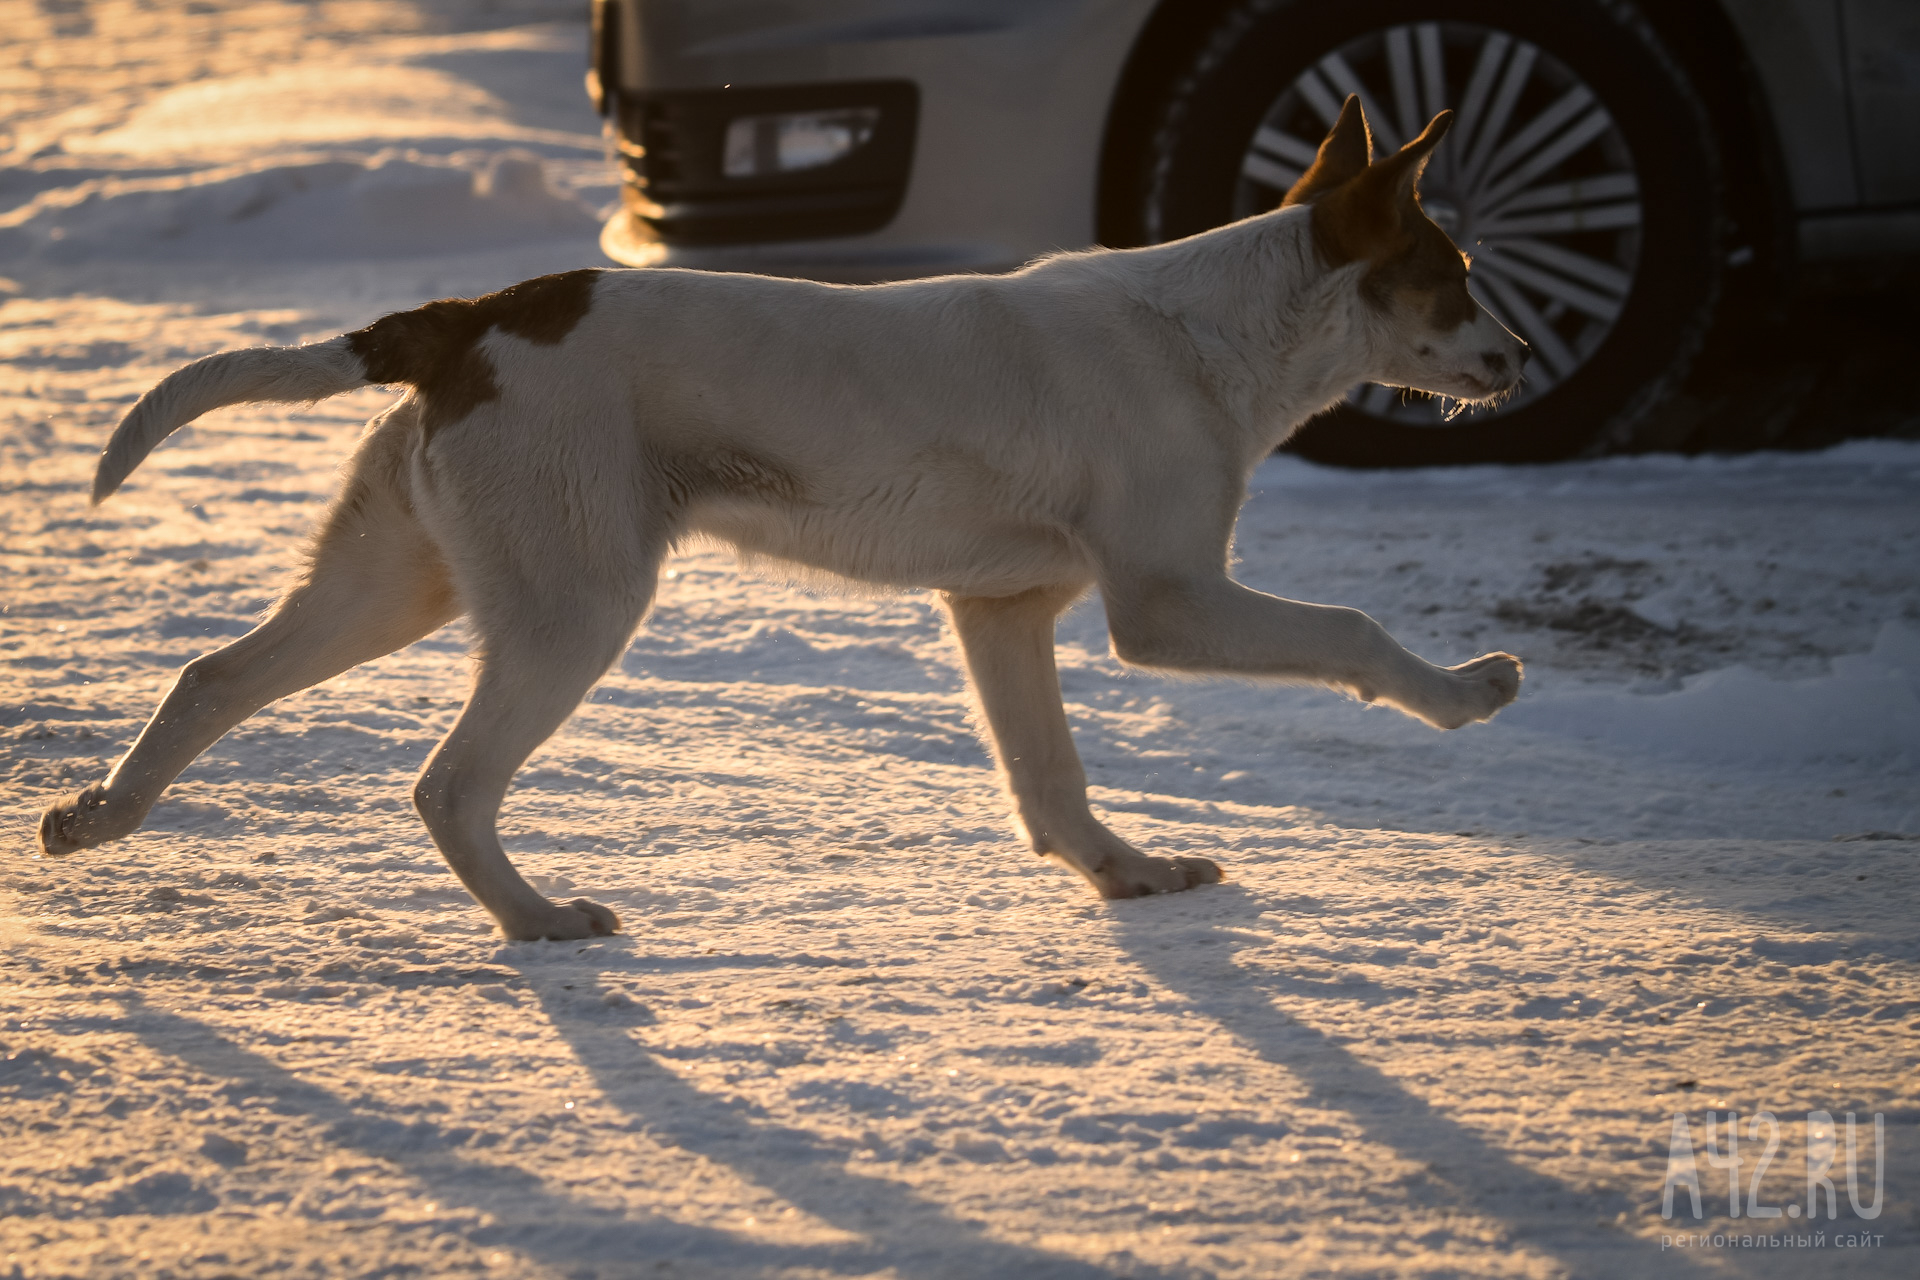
xmin=1478 ymin=84 xmax=1594 ymax=192
xmin=1480 ymin=106 xmax=1615 ymax=208
xmin=1473 ymin=269 xmax=1577 ymax=378
xmin=1416 ymin=23 xmax=1448 ymax=119
xmin=1317 ymin=50 xmax=1399 ymax=152
xmin=1476 ymin=245 xmax=1623 ymax=321
xmin=1491 ymin=236 xmax=1633 ymax=296
xmin=1416 ymin=23 xmax=1450 ymax=184
xmin=1252 ymin=126 xmax=1323 ymax=169
xmin=1241 ymin=151 xmax=1302 ymax=192
xmin=1451 ymin=31 xmax=1513 ymax=168
xmin=1386 ymin=26 xmax=1421 ymax=146
xmin=1461 ymin=42 xmax=1538 ymax=189
xmin=1293 ymin=66 xmax=1348 ymax=131
xmin=1477 ymin=200 xmax=1641 ymax=236
xmin=1484 ymin=171 xmax=1638 ymax=217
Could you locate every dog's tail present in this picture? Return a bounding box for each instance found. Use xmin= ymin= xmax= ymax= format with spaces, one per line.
xmin=95 ymin=271 xmax=601 ymax=505
xmin=91 ymin=338 xmax=371 ymax=506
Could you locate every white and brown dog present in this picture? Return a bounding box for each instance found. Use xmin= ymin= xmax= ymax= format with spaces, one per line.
xmin=40 ymin=99 xmax=1527 ymax=940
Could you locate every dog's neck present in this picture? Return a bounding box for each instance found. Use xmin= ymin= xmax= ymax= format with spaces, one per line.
xmin=1117 ymin=207 xmax=1374 ymax=459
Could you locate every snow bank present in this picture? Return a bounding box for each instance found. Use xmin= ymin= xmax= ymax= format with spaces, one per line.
xmin=0 ymin=149 xmax=599 ymax=263
xmin=65 ymin=62 xmax=578 ymax=157
xmin=1506 ymin=622 xmax=1920 ymax=765
xmin=1255 ymin=437 xmax=1920 ymax=496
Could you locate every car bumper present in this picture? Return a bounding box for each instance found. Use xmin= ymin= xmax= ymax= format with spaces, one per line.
xmin=597 ymin=0 xmax=1155 ymax=281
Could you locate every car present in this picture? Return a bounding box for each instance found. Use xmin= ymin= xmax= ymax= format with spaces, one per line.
xmin=586 ymin=0 xmax=1920 ymax=465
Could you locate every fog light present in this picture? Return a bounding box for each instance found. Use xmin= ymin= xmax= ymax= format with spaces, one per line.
xmin=722 ymin=107 xmax=880 ymax=177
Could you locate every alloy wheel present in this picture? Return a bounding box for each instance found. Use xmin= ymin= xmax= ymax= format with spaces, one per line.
xmin=1233 ymin=22 xmax=1643 ymax=424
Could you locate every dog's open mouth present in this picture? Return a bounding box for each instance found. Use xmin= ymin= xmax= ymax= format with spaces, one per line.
xmin=1392 ymin=376 xmax=1524 ymax=422
xmin=1456 ymin=367 xmax=1532 ymax=418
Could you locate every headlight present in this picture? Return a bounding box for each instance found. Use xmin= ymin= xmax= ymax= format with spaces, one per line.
xmin=723 ymin=108 xmax=882 ymax=178
xmin=607 ymin=81 xmax=918 ymax=245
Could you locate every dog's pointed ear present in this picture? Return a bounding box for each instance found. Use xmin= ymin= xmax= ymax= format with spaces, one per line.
xmin=1298 ymin=108 xmax=1457 ymax=267
xmin=1369 ymin=110 xmax=1453 ymax=203
xmin=1282 ymin=95 xmax=1373 ymax=207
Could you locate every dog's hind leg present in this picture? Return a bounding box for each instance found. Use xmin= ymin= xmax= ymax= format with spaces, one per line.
xmin=409 ymin=542 xmax=660 ymax=942
xmin=38 ymin=406 xmax=459 ymax=855
xmin=946 ymin=586 xmax=1222 ymax=899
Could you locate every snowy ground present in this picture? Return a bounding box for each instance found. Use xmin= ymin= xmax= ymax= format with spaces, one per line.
xmin=3 ymin=5 xmax=1917 ymax=1278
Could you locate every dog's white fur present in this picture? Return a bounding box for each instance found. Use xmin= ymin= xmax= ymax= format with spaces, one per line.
xmin=41 ymin=102 xmax=1527 ymax=940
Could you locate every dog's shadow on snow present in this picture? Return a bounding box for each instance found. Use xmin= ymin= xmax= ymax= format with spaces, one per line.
xmin=115 ymin=993 xmax=860 ymax=1274
xmin=1107 ymin=884 xmax=1722 ymax=1280
xmin=522 ymin=965 xmax=1174 ymax=1280
xmin=121 ymin=985 xmax=1157 ymax=1279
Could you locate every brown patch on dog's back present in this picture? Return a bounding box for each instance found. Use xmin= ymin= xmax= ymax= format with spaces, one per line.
xmin=345 ymin=269 xmax=602 ymax=436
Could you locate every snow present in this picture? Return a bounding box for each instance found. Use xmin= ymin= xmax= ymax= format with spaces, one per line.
xmin=1 ymin=149 xmax=600 ymax=263
xmin=2 ymin=5 xmax=1916 ymax=1278
xmin=1504 ymin=621 xmax=1920 ymax=767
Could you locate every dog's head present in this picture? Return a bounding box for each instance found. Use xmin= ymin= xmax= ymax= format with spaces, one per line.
xmin=1284 ymin=96 xmax=1527 ymax=406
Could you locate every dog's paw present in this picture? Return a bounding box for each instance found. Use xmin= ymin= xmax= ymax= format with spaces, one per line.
xmin=37 ymin=784 xmax=119 ymax=855
xmin=1427 ymin=651 xmax=1523 ymax=729
xmin=1095 ymin=854 xmax=1223 ymax=900
xmin=502 ymin=897 xmax=623 ymax=942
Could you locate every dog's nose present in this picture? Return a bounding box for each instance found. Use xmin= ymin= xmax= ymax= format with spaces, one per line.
xmin=1482 ymin=341 xmax=1529 ymax=387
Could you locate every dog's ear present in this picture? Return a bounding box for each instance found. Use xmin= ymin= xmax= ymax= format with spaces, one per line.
xmin=1281 ymin=95 xmax=1372 ymax=208
xmin=1302 ymin=109 xmax=1455 ymax=266
xmin=1369 ymin=110 xmax=1453 ymax=205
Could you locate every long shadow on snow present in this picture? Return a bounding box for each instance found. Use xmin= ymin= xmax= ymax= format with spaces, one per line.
xmin=523 ymin=968 xmax=1190 ymax=1280
xmin=114 ymin=993 xmax=1065 ymax=1278
xmin=1524 ymin=835 xmax=1920 ymax=975
xmin=1109 ymin=885 xmax=1721 ymax=1280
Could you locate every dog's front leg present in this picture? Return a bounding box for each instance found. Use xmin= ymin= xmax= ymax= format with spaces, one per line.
xmin=1103 ymin=571 xmax=1521 ymax=730
xmin=944 ymin=586 xmax=1221 ymax=899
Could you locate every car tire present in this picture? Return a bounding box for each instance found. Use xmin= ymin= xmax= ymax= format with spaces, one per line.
xmin=1122 ymin=0 xmax=1726 ymax=466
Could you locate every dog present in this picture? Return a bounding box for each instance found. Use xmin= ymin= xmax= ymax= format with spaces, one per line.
xmin=38 ymin=99 xmax=1526 ymax=940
